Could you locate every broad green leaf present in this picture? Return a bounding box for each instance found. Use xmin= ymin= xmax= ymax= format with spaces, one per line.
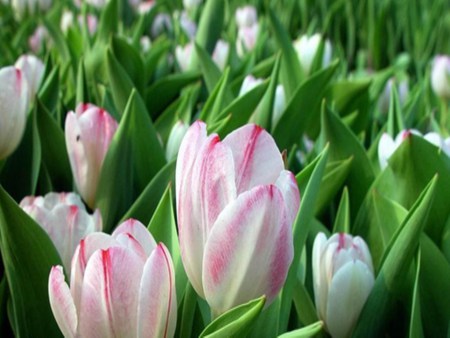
xmin=199 ymin=296 xmax=265 ymax=338
xmin=145 ymin=72 xmax=201 ymax=119
xmin=332 ymin=187 xmax=350 ymax=233
xmin=143 ymin=38 xmax=171 ymax=82
xmin=419 ymin=235 xmax=450 ymax=337
xmin=0 ymin=185 xmax=62 ymax=337
xmin=277 ymin=321 xmax=323 ymax=338
xmin=37 ymin=66 xmax=59 ymax=114
xmin=279 ymin=146 xmax=329 ymax=332
xmin=268 ymin=10 xmax=303 ymax=99
xmin=200 ymin=67 xmax=230 ymax=124
xmin=352 ymin=176 xmax=437 ymax=337
xmin=97 ymin=0 xmax=119 ymax=44
xmin=148 ymin=184 xmax=187 ymax=303
xmin=292 ymin=281 xmax=319 ymax=328
xmin=320 ymin=106 xmax=375 ymax=220
xmin=272 ymin=61 xmax=338 ymax=150
xmin=353 ymin=189 xmax=407 ymax=270
xmin=96 ymin=91 xmax=166 ymax=232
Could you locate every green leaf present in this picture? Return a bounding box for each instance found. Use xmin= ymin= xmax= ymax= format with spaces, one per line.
xmin=279 ymin=146 xmax=329 ymax=332
xmin=200 ymin=67 xmax=230 ymax=124
xmin=409 ymin=250 xmax=424 ymax=338
xmin=148 ymin=184 xmax=187 ymax=303
xmin=199 ymin=296 xmax=265 ymax=338
xmin=387 ymin=86 xmax=405 ymax=136
xmin=320 ymin=105 xmax=375 ymax=220
xmin=292 ymin=281 xmax=319 ymax=327
xmin=96 ymin=91 xmax=166 ymax=232
xmin=0 ymin=185 xmax=63 ymax=337
xmin=268 ymin=10 xmax=303 ymax=99
xmin=277 ymin=321 xmax=324 ymax=338
xmin=272 ymin=61 xmax=338 ymax=150
xmin=352 ymin=176 xmax=437 ymax=337
xmin=97 ymin=0 xmax=119 ymax=44
xmin=332 ymin=187 xmax=350 ymax=233
xmin=75 ymin=59 xmax=90 ymax=104
xmin=37 ymin=66 xmax=59 ymax=114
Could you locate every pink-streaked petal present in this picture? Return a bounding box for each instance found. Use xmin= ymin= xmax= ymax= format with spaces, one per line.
xmin=203 ymin=184 xmax=293 ymax=315
xmin=325 ymin=261 xmax=374 ymax=338
xmin=275 ymin=170 xmax=300 ymax=225
xmin=92 ymin=209 xmax=103 ymax=232
xmin=78 ymin=247 xmax=144 ymax=338
xmin=178 ymin=132 xmax=236 ymax=297
xmin=112 ymin=219 xmax=156 ymax=257
xmin=223 ymin=124 xmax=284 ymax=194
xmin=137 ymin=244 xmax=177 ymax=338
xmin=70 ymin=233 xmax=118 ymax=310
xmin=48 ymin=266 xmax=77 ymax=338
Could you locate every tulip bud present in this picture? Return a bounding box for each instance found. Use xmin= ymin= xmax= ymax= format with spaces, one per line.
xmin=176 ymin=121 xmax=300 ymax=315
xmin=293 ymin=33 xmax=332 ymax=75
xmin=151 ymin=13 xmax=172 ymax=38
xmin=60 ymin=10 xmax=74 ymax=34
xmin=377 ymin=77 xmax=409 ymax=115
xmin=272 ymin=84 xmax=286 ymax=126
xmin=137 ymin=0 xmax=155 ymax=14
xmin=212 ymin=39 xmax=230 ymax=71
xmin=236 ymin=23 xmax=259 ymax=57
xmin=180 ymin=11 xmax=197 ymax=40
xmin=20 ymin=192 xmax=102 ymax=272
xmin=175 ymin=42 xmax=193 ymax=72
xmin=140 ymin=36 xmax=152 ymax=53
xmin=15 ymin=54 xmax=45 ymax=100
xmin=48 ymin=219 xmax=177 ymax=338
xmin=0 ymin=66 xmax=29 ymax=160
xmin=65 ymin=103 xmax=118 ymax=208
xmin=431 ymin=55 xmax=450 ymax=100
xmin=166 ymin=121 xmax=189 ymax=161
xmin=239 ymin=75 xmax=264 ymax=96
xmin=312 ymin=233 xmax=375 ymax=338
xmin=28 ymin=25 xmax=49 ymax=54
xmin=235 ymin=5 xmax=258 ymax=28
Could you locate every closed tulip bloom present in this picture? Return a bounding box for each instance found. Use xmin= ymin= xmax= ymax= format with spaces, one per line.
xmin=377 ymin=77 xmax=409 ymax=115
xmin=235 ymin=5 xmax=257 ymax=28
xmin=0 ymin=66 xmax=29 ymax=160
xmin=236 ymin=23 xmax=259 ymax=57
xmin=49 ymin=219 xmax=177 ymax=338
xmin=15 ymin=54 xmax=45 ymax=99
xmin=293 ymin=33 xmax=332 ymax=75
xmin=431 ymin=55 xmax=450 ymax=100
xmin=166 ymin=121 xmax=189 ymax=161
xmin=212 ymin=39 xmax=230 ymax=71
xmin=238 ymin=75 xmax=264 ymax=96
xmin=20 ymin=192 xmax=102 ymax=272
xmin=176 ymin=121 xmax=300 ymax=315
xmin=272 ymin=84 xmax=286 ymax=126
xmin=312 ymin=233 xmax=375 ymax=338
xmin=180 ymin=11 xmax=197 ymax=40
xmin=65 ymin=103 xmax=118 ymax=208
xmin=175 ymin=42 xmax=193 ymax=72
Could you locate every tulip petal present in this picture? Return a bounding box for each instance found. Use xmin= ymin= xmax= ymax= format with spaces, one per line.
xmin=377 ymin=133 xmax=396 ymax=170
xmin=78 ymin=247 xmax=144 ymax=338
xmin=203 ymin=184 xmax=293 ymax=315
xmin=137 ymin=244 xmax=177 ymax=338
xmin=275 ymin=170 xmax=300 ymax=225
xmin=223 ymin=124 xmax=284 ymax=194
xmin=325 ymin=261 xmax=374 ymax=338
xmin=177 ymin=122 xmax=236 ymax=297
xmin=112 ymin=219 xmax=157 ymax=257
xmin=312 ymin=232 xmax=328 ymax=321
xmin=48 ymin=266 xmax=77 ymax=338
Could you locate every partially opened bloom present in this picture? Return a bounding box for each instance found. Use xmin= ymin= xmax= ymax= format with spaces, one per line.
xmin=15 ymin=54 xmax=45 ymax=99
xmin=49 ymin=219 xmax=177 ymax=338
xmin=0 ymin=66 xmax=29 ymax=160
xmin=431 ymin=55 xmax=450 ymax=100
xmin=176 ymin=121 xmax=300 ymax=315
xmin=20 ymin=192 xmax=102 ymax=272
xmin=65 ymin=103 xmax=118 ymax=208
xmin=293 ymin=33 xmax=332 ymax=75
xmin=312 ymin=233 xmax=375 ymax=338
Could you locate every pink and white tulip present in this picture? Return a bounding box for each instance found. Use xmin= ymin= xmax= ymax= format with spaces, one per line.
xmin=377 ymin=77 xmax=409 ymax=115
xmin=49 ymin=219 xmax=177 ymax=338
xmin=20 ymin=192 xmax=102 ymax=272
xmin=431 ymin=55 xmax=450 ymax=100
xmin=65 ymin=103 xmax=118 ymax=208
xmin=312 ymin=233 xmax=374 ymax=338
xmin=212 ymin=39 xmax=230 ymax=71
xmin=28 ymin=25 xmax=49 ymax=54
xmin=180 ymin=11 xmax=197 ymax=39
xmin=0 ymin=66 xmax=29 ymax=160
xmin=235 ymin=5 xmax=258 ymax=28
xmin=175 ymin=42 xmax=193 ymax=72
xmin=176 ymin=121 xmax=300 ymax=315
xmin=15 ymin=54 xmax=45 ymax=99
xmin=293 ymin=33 xmax=332 ymax=75
xmin=236 ymin=23 xmax=259 ymax=57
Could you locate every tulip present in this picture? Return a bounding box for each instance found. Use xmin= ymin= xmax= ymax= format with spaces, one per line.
xmin=0 ymin=66 xmax=29 ymax=160
xmin=166 ymin=121 xmax=189 ymax=161
xmin=11 ymin=0 xmax=51 ymax=18
xmin=293 ymin=33 xmax=332 ymax=75
xmin=20 ymin=192 xmax=102 ymax=272
xmin=236 ymin=23 xmax=259 ymax=57
xmin=312 ymin=233 xmax=375 ymax=338
xmin=377 ymin=77 xmax=409 ymax=115
xmin=212 ymin=39 xmax=230 ymax=71
xmin=49 ymin=219 xmax=177 ymax=338
xmin=272 ymin=84 xmax=286 ymax=126
xmin=15 ymin=54 xmax=45 ymax=99
xmin=235 ymin=5 xmax=258 ymax=28
xmin=176 ymin=121 xmax=300 ymax=315
xmin=137 ymin=0 xmax=155 ymax=14
xmin=175 ymin=42 xmax=193 ymax=72
xmin=151 ymin=13 xmax=172 ymax=38
xmin=28 ymin=25 xmax=49 ymax=54
xmin=183 ymin=0 xmax=201 ymax=11
xmin=238 ymin=75 xmax=264 ymax=96
xmin=180 ymin=11 xmax=197 ymax=40
xmin=431 ymin=55 xmax=450 ymax=100
xmin=65 ymin=103 xmax=118 ymax=208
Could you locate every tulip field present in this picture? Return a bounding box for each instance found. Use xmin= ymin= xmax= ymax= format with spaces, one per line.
xmin=1 ymin=0 xmax=450 ymax=337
